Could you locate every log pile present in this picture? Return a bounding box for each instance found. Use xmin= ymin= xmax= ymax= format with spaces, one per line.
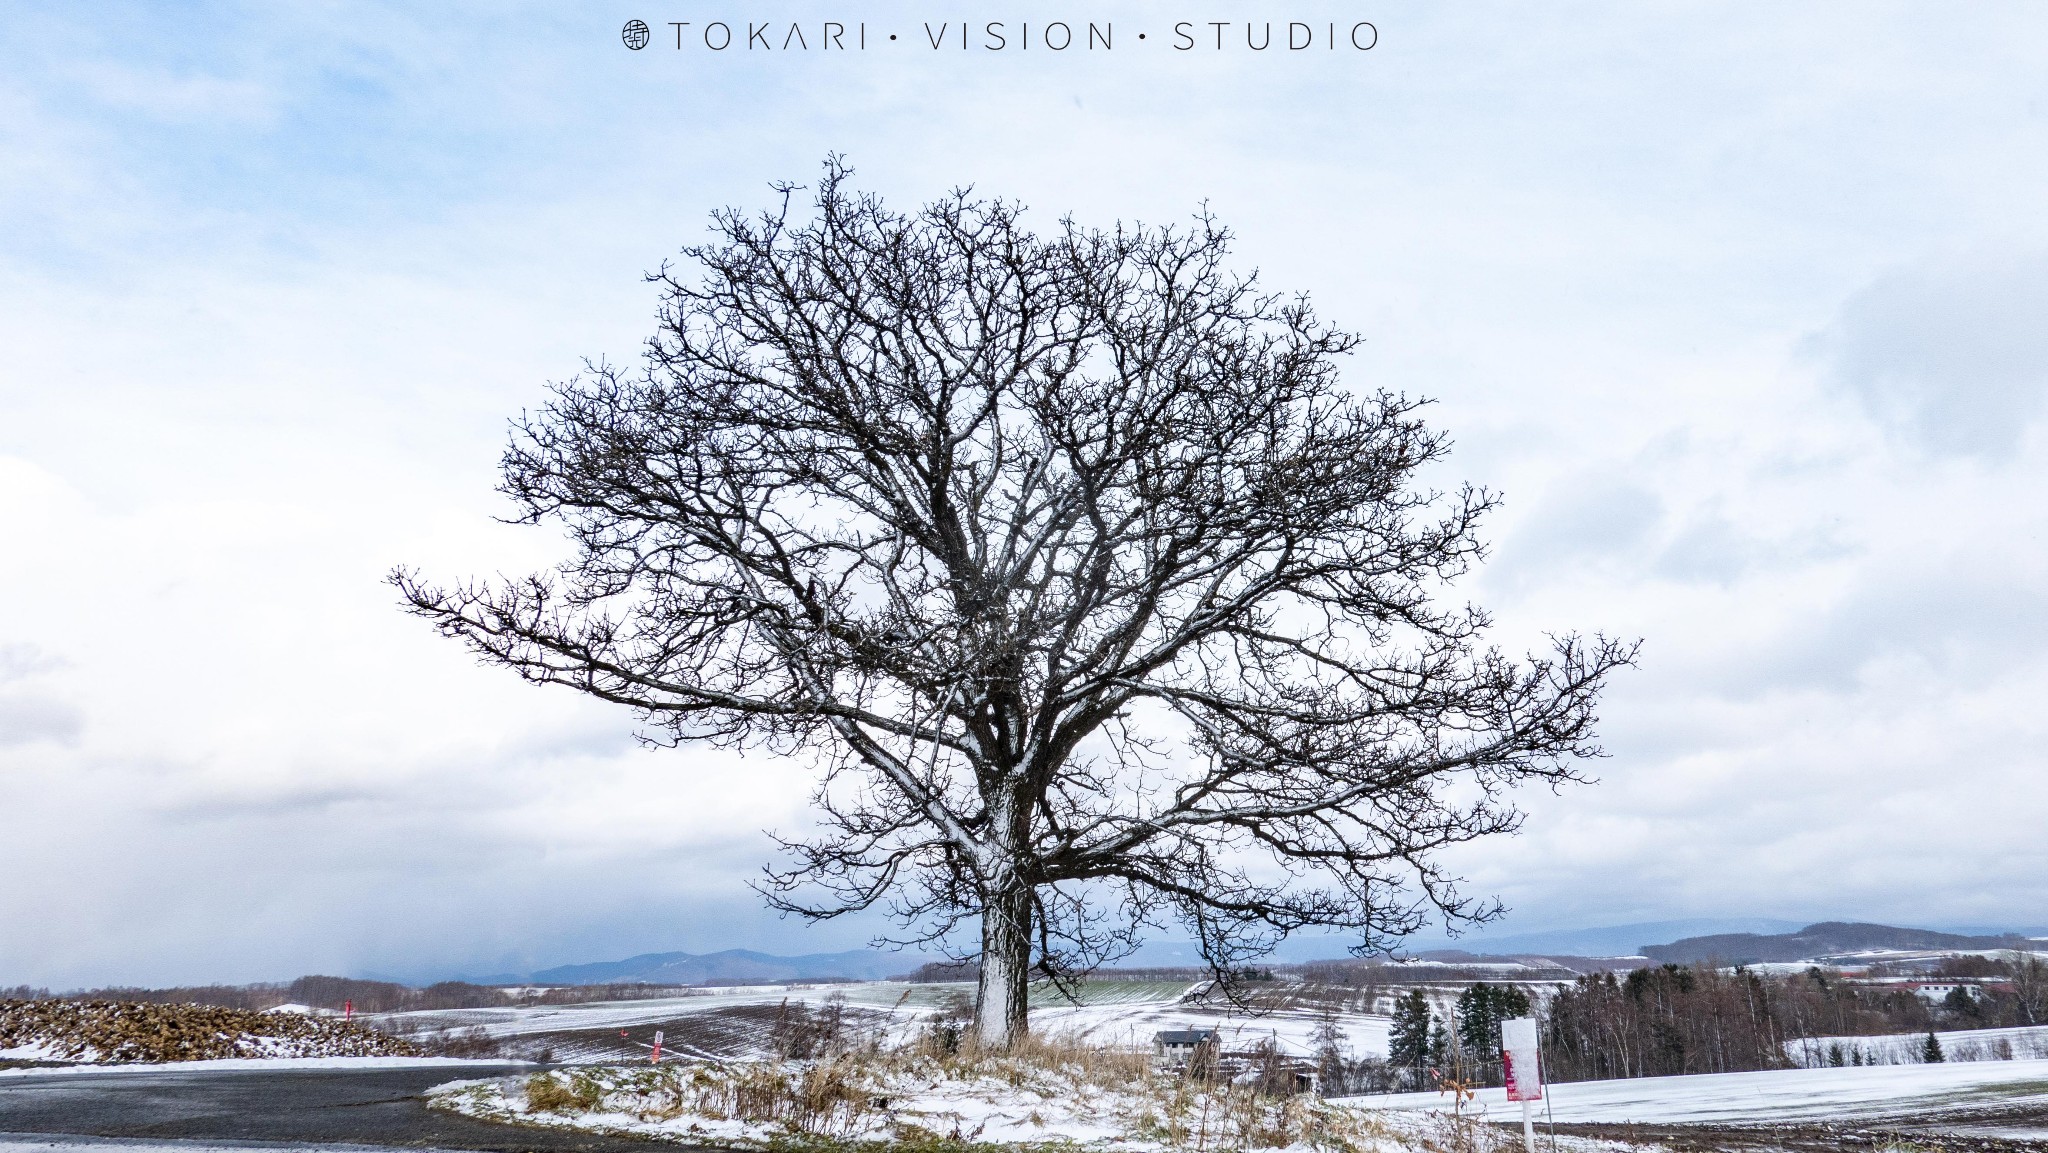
xmin=0 ymin=998 xmax=422 ymax=1063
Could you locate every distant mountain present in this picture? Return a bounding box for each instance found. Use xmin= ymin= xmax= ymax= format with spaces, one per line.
xmin=527 ymin=948 xmax=915 ymax=986
xmin=1083 ymin=920 xmax=1810 ymax=969
xmin=1413 ymin=919 xmax=1807 ymax=959
xmin=1641 ymin=921 xmax=2041 ymax=965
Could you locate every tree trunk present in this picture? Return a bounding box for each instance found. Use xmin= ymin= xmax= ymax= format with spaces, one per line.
xmin=975 ymin=882 xmax=1031 ymax=1048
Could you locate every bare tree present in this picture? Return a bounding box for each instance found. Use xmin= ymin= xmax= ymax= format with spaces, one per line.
xmin=2009 ymin=950 xmax=2048 ymax=1026
xmin=393 ymin=160 xmax=1633 ymax=1046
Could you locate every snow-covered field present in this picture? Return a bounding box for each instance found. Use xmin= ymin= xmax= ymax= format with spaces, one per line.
xmin=1034 ymin=995 xmax=1392 ymax=1059
xmin=1342 ymin=1058 xmax=2048 ymax=1128
xmin=379 ymin=979 xmax=1398 ymax=1064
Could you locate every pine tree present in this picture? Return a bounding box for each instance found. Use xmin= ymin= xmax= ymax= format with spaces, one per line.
xmin=1388 ymin=990 xmax=1433 ymax=1088
xmin=1456 ymin=983 xmax=1499 ymax=1057
xmin=1827 ymin=1043 xmax=1845 ymax=1067
xmin=1455 ymin=981 xmax=1535 ymax=1084
xmin=1922 ymin=1032 xmax=1945 ymax=1063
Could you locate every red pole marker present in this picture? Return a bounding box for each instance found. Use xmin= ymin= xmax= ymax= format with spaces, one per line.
xmin=344 ymin=1000 xmax=353 ymax=1022
xmin=651 ymin=1029 xmax=663 ymax=1064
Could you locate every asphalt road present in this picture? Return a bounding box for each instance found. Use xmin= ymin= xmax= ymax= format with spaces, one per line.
xmin=0 ymin=1066 xmax=692 ymax=1152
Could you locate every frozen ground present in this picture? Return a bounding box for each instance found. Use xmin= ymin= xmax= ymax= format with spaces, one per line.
xmin=1341 ymin=1058 xmax=2048 ymax=1130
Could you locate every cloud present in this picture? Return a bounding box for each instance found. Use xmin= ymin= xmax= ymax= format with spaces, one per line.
xmin=7 ymin=2 xmax=2048 ymax=986
xmin=0 ymin=694 xmax=83 ymax=747
xmin=1816 ymin=249 xmax=2048 ymax=459
xmin=0 ymin=643 xmax=81 ymax=747
xmin=1492 ymin=481 xmax=1663 ymax=587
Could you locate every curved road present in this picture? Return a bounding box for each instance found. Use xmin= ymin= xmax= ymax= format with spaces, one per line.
xmin=0 ymin=1065 xmax=693 ymax=1151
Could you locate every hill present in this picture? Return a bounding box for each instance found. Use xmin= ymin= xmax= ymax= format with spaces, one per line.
xmin=527 ymin=948 xmax=913 ymax=986
xmin=1642 ymin=921 xmax=2040 ymax=964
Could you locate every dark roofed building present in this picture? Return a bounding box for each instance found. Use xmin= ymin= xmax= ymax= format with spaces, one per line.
xmin=1153 ymin=1027 xmax=1220 ymax=1057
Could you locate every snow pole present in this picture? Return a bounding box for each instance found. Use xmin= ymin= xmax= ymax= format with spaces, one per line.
xmin=651 ymin=1029 xmax=663 ymax=1064
xmin=1501 ymin=1017 xmax=1543 ymax=1153
xmin=344 ymin=999 xmax=352 ymax=1023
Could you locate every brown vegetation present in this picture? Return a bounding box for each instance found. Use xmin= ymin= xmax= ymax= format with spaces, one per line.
xmin=484 ymin=1030 xmax=1381 ymax=1151
xmin=0 ymin=998 xmax=421 ymax=1064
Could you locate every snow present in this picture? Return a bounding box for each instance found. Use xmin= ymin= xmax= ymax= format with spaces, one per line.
xmin=260 ymin=1002 xmax=335 ymax=1015
xmin=379 ymin=979 xmax=1399 ymax=1062
xmin=0 ymin=1055 xmax=529 ymax=1078
xmin=1340 ymin=1058 xmax=2048 ymax=1126
xmin=383 ymin=983 xmax=893 ymax=1038
xmin=1034 ymin=999 xmax=1392 ymax=1059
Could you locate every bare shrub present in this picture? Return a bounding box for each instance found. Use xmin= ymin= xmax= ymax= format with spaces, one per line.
xmin=525 ymin=1072 xmax=604 ymax=1113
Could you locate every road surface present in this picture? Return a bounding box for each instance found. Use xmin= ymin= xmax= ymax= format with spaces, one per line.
xmin=0 ymin=1065 xmax=685 ymax=1151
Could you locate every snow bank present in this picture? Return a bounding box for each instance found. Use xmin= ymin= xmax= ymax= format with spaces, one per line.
xmin=1340 ymin=1058 xmax=2048 ymax=1125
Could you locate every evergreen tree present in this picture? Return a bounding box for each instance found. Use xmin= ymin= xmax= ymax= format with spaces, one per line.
xmin=1922 ymin=1032 xmax=1945 ymax=1063
xmin=1388 ymin=990 xmax=1433 ymax=1086
xmin=1429 ymin=1020 xmax=1454 ymax=1078
xmin=1456 ymin=983 xmax=1498 ymax=1057
xmin=1455 ymin=981 xmax=1534 ymax=1083
xmin=1500 ymin=984 xmax=1532 ymax=1022
xmin=1827 ymin=1043 xmax=1845 ymax=1067
xmin=1941 ymin=985 xmax=1981 ymax=1022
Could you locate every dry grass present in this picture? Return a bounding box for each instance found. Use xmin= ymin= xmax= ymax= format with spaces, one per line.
xmin=487 ymin=1029 xmax=1408 ymax=1152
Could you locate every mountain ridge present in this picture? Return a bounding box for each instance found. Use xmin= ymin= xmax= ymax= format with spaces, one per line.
xmin=1642 ymin=921 xmax=2043 ymax=964
xmin=527 ymin=947 xmax=915 ymax=986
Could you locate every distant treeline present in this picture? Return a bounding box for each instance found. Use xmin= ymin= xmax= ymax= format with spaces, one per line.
xmin=0 ymin=977 xmax=700 ymax=1014
xmin=1543 ymin=954 xmax=2048 ymax=1082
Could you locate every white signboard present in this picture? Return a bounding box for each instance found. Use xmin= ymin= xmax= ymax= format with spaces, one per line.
xmin=1501 ymin=1016 xmax=1542 ymax=1102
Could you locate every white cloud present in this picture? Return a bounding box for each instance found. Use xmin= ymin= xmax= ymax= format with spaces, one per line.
xmin=1817 ymin=249 xmax=2048 ymax=459
xmin=5 ymin=1 xmax=2048 ymax=986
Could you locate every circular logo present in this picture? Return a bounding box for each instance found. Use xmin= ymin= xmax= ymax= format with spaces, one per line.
xmin=622 ymin=19 xmax=651 ymax=50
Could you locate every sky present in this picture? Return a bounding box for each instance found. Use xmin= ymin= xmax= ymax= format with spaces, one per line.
xmin=3 ymin=2 xmax=2047 ymax=989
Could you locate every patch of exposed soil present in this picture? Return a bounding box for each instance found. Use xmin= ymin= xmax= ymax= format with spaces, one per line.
xmin=530 ymin=1001 xmax=899 ymax=1063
